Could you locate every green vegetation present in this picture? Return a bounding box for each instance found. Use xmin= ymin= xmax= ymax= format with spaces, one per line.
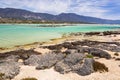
xmin=93 ymin=61 xmax=108 ymax=72
xmin=62 ymin=33 xmax=68 ymax=38
xmin=21 ymin=77 xmax=37 ymax=80
xmin=0 ymin=18 xmax=90 ymax=24
xmin=86 ymin=54 xmax=94 ymax=58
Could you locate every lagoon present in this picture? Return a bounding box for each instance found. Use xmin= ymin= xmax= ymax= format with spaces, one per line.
xmin=0 ymin=24 xmax=120 ymax=48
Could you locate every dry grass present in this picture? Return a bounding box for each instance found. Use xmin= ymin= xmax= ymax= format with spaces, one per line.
xmin=21 ymin=77 xmax=37 ymax=80
xmin=114 ymin=53 xmax=119 ymax=56
xmin=0 ymin=73 xmax=5 ymax=80
xmin=93 ymin=61 xmax=108 ymax=72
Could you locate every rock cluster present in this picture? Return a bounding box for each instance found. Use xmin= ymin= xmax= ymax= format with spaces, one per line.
xmin=0 ymin=49 xmax=40 ymax=79
xmin=0 ymin=39 xmax=114 ymax=79
xmin=54 ymin=53 xmax=94 ymax=76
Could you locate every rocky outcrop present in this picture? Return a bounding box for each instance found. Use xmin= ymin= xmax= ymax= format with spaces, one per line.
xmin=76 ymin=58 xmax=94 ymax=76
xmin=71 ymin=31 xmax=120 ymax=36
xmin=0 ymin=49 xmax=40 ymax=60
xmin=0 ymin=49 xmax=41 ymax=80
xmin=36 ymin=53 xmax=64 ymax=70
xmin=0 ymin=39 xmax=114 ymax=78
xmin=0 ymin=56 xmax=20 ymax=79
xmin=24 ymin=55 xmax=41 ymax=66
xmin=78 ymin=47 xmax=111 ymax=59
xmin=24 ymin=52 xmax=65 ymax=69
xmin=54 ymin=53 xmax=94 ymax=76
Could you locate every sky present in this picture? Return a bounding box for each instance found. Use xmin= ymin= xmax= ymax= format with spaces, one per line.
xmin=0 ymin=0 xmax=120 ymax=20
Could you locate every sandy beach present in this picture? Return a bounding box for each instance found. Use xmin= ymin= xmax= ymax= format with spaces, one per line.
xmin=0 ymin=31 xmax=120 ymax=80
xmin=13 ymin=58 xmax=120 ymax=80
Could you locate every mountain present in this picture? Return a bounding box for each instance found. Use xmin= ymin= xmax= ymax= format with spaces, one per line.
xmin=0 ymin=8 xmax=120 ymax=24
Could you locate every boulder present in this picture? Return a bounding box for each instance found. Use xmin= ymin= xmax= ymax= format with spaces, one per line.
xmin=54 ymin=60 xmax=71 ymax=74
xmin=89 ymin=48 xmax=111 ymax=59
xmin=5 ymin=55 xmax=20 ymax=62
xmin=36 ymin=53 xmax=64 ymax=70
xmin=76 ymin=58 xmax=94 ymax=76
xmin=78 ymin=47 xmax=111 ymax=59
xmin=24 ymin=55 xmax=41 ymax=66
xmin=64 ymin=53 xmax=84 ymax=65
xmin=54 ymin=53 xmax=94 ymax=76
xmin=0 ymin=61 xmax=20 ymax=79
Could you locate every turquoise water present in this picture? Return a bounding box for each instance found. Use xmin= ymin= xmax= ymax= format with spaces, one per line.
xmin=0 ymin=24 xmax=120 ymax=48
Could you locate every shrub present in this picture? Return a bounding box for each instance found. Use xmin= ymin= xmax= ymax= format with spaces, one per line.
xmin=0 ymin=73 xmax=5 ymax=80
xmin=86 ymin=54 xmax=94 ymax=58
xmin=115 ymin=58 xmax=120 ymax=61
xmin=93 ymin=61 xmax=108 ymax=72
xmin=21 ymin=77 xmax=37 ymax=80
xmin=114 ymin=53 xmax=119 ymax=56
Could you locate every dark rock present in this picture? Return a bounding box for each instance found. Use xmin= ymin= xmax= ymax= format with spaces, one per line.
xmin=0 ymin=61 xmax=20 ymax=79
xmin=76 ymin=58 xmax=94 ymax=76
xmin=36 ymin=53 xmax=64 ymax=70
xmin=85 ymin=32 xmax=100 ymax=36
xmin=0 ymin=49 xmax=40 ymax=60
xmin=64 ymin=53 xmax=84 ymax=66
xmin=103 ymin=31 xmax=120 ymax=35
xmin=45 ymin=44 xmax=63 ymax=50
xmin=78 ymin=47 xmax=111 ymax=59
xmin=64 ymin=49 xmax=78 ymax=54
xmin=54 ymin=53 xmax=85 ymax=74
xmin=54 ymin=60 xmax=71 ymax=74
xmin=61 ymin=42 xmax=72 ymax=48
xmin=89 ymin=48 xmax=111 ymax=59
xmin=54 ymin=53 xmax=94 ymax=76
xmin=5 ymin=55 xmax=20 ymax=62
xmin=24 ymin=55 xmax=41 ymax=66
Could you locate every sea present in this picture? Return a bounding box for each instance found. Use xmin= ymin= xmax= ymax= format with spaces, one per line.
xmin=0 ymin=24 xmax=120 ymax=48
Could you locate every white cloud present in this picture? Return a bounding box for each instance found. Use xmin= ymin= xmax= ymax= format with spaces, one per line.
xmin=0 ymin=0 xmax=120 ymax=19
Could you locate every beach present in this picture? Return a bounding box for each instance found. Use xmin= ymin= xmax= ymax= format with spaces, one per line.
xmin=0 ymin=30 xmax=120 ymax=80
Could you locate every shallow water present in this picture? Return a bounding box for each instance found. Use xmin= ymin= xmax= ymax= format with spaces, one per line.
xmin=0 ymin=24 xmax=120 ymax=48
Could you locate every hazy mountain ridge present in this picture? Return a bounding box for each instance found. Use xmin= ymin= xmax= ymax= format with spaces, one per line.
xmin=0 ymin=8 xmax=120 ymax=24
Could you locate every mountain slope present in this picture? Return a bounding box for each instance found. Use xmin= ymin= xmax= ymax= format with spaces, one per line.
xmin=0 ymin=8 xmax=120 ymax=24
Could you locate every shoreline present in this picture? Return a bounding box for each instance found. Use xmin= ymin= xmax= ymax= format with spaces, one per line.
xmin=0 ymin=30 xmax=120 ymax=80
xmin=0 ymin=30 xmax=120 ymax=53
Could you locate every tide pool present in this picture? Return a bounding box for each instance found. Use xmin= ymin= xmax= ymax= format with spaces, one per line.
xmin=0 ymin=24 xmax=120 ymax=48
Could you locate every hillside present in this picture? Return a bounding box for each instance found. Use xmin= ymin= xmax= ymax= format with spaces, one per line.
xmin=0 ymin=8 xmax=120 ymax=24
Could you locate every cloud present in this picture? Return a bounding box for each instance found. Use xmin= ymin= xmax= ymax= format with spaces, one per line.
xmin=0 ymin=0 xmax=120 ymax=20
